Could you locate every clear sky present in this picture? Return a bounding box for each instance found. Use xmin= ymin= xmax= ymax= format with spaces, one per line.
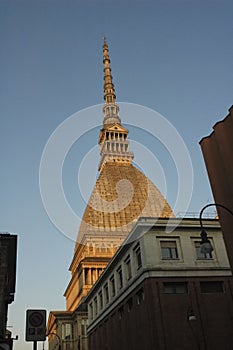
xmin=1 ymin=0 xmax=232 ymax=349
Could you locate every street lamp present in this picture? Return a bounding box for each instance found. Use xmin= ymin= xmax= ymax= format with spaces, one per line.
xmin=199 ymin=203 xmax=233 ymax=254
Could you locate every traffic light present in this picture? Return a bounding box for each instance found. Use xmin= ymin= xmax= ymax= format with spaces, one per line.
xmin=25 ymin=309 xmax=46 ymax=341
xmin=0 ymin=338 xmax=13 ymax=350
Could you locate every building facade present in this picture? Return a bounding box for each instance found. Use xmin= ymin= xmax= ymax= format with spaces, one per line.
xmin=86 ymin=218 xmax=233 ymax=350
xmin=47 ymin=303 xmax=88 ymax=350
xmin=0 ymin=233 xmax=17 ymax=349
xmin=200 ymin=105 xmax=233 ymax=270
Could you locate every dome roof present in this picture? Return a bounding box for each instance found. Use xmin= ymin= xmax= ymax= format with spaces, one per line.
xmin=74 ymin=39 xmax=174 ymax=250
xmin=76 ymin=162 xmax=174 ymax=248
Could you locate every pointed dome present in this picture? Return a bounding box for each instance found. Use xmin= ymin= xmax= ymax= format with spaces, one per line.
xmin=74 ymin=39 xmax=174 ymax=248
xmin=76 ymin=162 xmax=173 ymax=247
xmin=65 ymin=40 xmax=174 ymax=311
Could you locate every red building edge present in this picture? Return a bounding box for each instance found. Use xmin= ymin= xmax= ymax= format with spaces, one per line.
xmin=200 ymin=105 xmax=233 ymax=270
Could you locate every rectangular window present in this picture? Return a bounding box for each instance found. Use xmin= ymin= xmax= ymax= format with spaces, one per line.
xmin=62 ymin=323 xmax=73 ymax=340
xmin=110 ymin=275 xmax=116 ymax=297
xmin=0 ymin=246 xmax=7 ymax=267
xmin=136 ymin=288 xmax=145 ymax=305
xmin=99 ymin=290 xmax=103 ymax=310
xmin=134 ymin=243 xmax=142 ymax=269
xmin=81 ymin=319 xmax=88 ymax=336
xmin=200 ymin=281 xmax=224 ymax=293
xmin=195 ymin=241 xmax=213 ymax=259
xmin=118 ymin=306 xmax=124 ymax=320
xmin=125 ymin=255 xmax=132 ymax=280
xmin=160 ymin=241 xmax=178 ymax=259
xmin=117 ymin=266 xmax=123 ymax=289
xmin=127 ymin=297 xmax=133 ymax=312
xmin=94 ymin=296 xmax=98 ymax=315
xmin=89 ymin=303 xmax=93 ymax=320
xmin=163 ymin=282 xmax=188 ymax=294
xmin=104 ymin=283 xmax=109 ymax=304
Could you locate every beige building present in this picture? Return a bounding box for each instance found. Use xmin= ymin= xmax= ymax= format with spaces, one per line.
xmin=47 ymin=303 xmax=88 ymax=350
xmin=86 ymin=217 xmax=232 ymax=350
xmin=47 ymin=39 xmax=173 ymax=348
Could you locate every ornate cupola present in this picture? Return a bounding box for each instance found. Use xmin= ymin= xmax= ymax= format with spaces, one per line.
xmin=64 ymin=39 xmax=174 ymax=312
xmin=99 ymin=38 xmax=134 ymax=171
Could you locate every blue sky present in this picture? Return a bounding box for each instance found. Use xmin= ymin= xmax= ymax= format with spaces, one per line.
xmin=1 ymin=0 xmax=233 ymax=349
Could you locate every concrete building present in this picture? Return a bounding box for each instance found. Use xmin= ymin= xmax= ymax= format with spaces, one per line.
xmin=200 ymin=105 xmax=233 ymax=269
xmin=86 ymin=217 xmax=233 ymax=350
xmin=0 ymin=233 xmax=17 ymax=349
xmin=47 ymin=303 xmax=88 ymax=350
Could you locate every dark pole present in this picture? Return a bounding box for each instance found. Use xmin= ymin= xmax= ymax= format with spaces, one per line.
xmin=33 ymin=341 xmax=37 ymax=350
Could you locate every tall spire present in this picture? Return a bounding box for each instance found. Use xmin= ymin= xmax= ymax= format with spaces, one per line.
xmin=99 ymin=38 xmax=134 ymax=171
xmin=103 ymin=37 xmax=116 ymax=104
xmin=102 ymin=38 xmax=121 ymax=126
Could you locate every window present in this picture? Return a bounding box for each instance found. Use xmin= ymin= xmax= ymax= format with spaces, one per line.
xmin=195 ymin=241 xmax=213 ymax=259
xmin=104 ymin=283 xmax=109 ymax=304
xmin=94 ymin=296 xmax=98 ymax=316
xmin=62 ymin=323 xmax=73 ymax=340
xmin=81 ymin=319 xmax=88 ymax=336
xmin=117 ymin=266 xmax=123 ymax=289
xmin=134 ymin=243 xmax=142 ymax=269
xmin=136 ymin=288 xmax=145 ymax=304
xmin=89 ymin=303 xmax=93 ymax=320
xmin=0 ymin=246 xmax=7 ymax=267
xmin=160 ymin=241 xmax=178 ymax=259
xmin=163 ymin=282 xmax=188 ymax=294
xmin=125 ymin=255 xmax=132 ymax=280
xmin=99 ymin=291 xmax=103 ymax=310
xmin=118 ymin=306 xmax=124 ymax=320
xmin=110 ymin=275 xmax=116 ymax=297
xmin=200 ymin=281 xmax=224 ymax=293
xmin=127 ymin=298 xmax=133 ymax=312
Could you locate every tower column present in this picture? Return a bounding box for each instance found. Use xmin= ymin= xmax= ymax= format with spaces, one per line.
xmin=87 ymin=268 xmax=91 ymax=285
xmin=82 ymin=269 xmax=85 ymax=287
xmin=91 ymin=269 xmax=96 ymax=284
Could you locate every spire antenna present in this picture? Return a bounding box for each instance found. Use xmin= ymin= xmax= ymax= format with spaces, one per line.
xmin=99 ymin=40 xmax=134 ymax=171
xmin=103 ymin=38 xmax=116 ymax=104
